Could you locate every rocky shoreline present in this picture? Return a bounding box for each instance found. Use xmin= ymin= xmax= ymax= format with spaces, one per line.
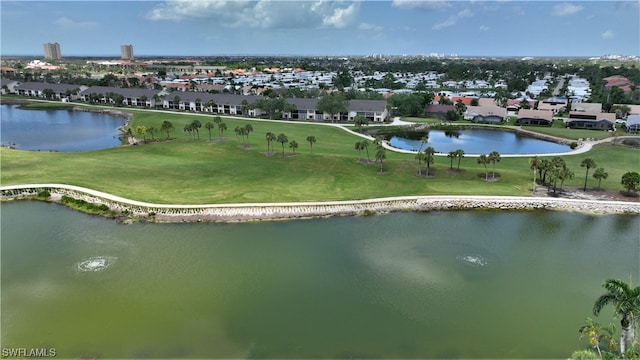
xmin=1 ymin=184 xmax=639 ymax=224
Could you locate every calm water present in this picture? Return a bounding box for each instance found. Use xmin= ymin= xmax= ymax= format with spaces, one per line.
xmin=2 ymin=201 xmax=638 ymax=358
xmin=390 ymin=128 xmax=570 ymax=154
xmin=0 ymin=105 xmax=126 ymax=152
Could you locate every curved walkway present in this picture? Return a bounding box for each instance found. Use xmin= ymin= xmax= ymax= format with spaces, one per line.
xmin=2 ymin=184 xmax=638 ymax=223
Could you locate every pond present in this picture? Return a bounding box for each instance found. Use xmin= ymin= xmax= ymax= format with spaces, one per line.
xmin=2 ymin=201 xmax=637 ymax=359
xmin=389 ymin=128 xmax=571 ymax=154
xmin=0 ymin=105 xmax=127 ymax=152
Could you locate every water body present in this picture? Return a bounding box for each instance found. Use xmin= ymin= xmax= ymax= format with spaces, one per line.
xmin=0 ymin=105 xmax=126 ymax=152
xmin=2 ymin=201 xmax=637 ymax=358
xmin=390 ymin=128 xmax=570 ymax=154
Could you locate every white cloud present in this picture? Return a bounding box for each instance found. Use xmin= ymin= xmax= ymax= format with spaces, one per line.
xmin=601 ymin=29 xmax=614 ymax=39
xmin=147 ymin=0 xmax=359 ymax=29
xmin=432 ymin=8 xmax=474 ymax=30
xmin=53 ymin=16 xmax=97 ymax=29
xmin=392 ymin=0 xmax=451 ymax=11
xmin=479 ymin=25 xmax=489 ymax=31
xmin=359 ymin=22 xmax=383 ymax=31
xmin=551 ymin=3 xmax=583 ymax=16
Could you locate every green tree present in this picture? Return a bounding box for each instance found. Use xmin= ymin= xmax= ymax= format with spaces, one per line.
xmin=147 ymin=126 xmax=156 ymax=141
xmin=578 ymin=317 xmax=617 ymax=359
xmin=593 ymin=279 xmax=640 ymax=356
xmin=529 ymin=156 xmax=541 ymax=192
xmin=213 ymin=116 xmax=222 ymax=125
xmin=244 ymin=124 xmax=253 ymax=144
xmin=265 ymin=132 xmax=276 ymax=154
xmin=354 ymin=115 xmax=369 ymax=132
xmin=581 ymin=158 xmax=597 ymax=191
xmin=447 ymin=151 xmax=456 ymax=170
xmin=477 ymin=154 xmax=489 ymax=181
xmin=289 ymin=140 xmax=299 ymax=154
xmin=190 ymin=119 xmax=202 ymax=140
xmin=424 ymin=147 xmax=435 ymax=175
xmin=204 ymin=122 xmax=214 ymax=141
xmin=375 ymin=148 xmax=386 ymax=173
xmin=184 ymin=124 xmax=194 ymax=139
xmin=361 ymin=140 xmax=371 ymax=162
xmin=445 ymin=109 xmax=459 ymax=122
xmin=488 ymin=151 xmax=501 ymax=179
xmin=136 ymin=125 xmax=147 ymax=143
xmin=621 ymin=171 xmax=640 ymax=194
xmin=455 ymin=149 xmax=465 ymax=170
xmin=415 ymin=151 xmax=426 ymax=176
xmin=173 ymin=95 xmax=181 ymax=110
xmin=454 ymin=99 xmax=466 ymax=115
xmin=160 ymin=120 xmax=174 ymax=139
xmin=306 ymin=135 xmax=316 ymax=154
xmin=277 ymin=133 xmax=288 ymax=158
xmin=317 ymin=92 xmax=348 ymax=123
xmin=355 ymin=141 xmax=363 ymax=161
xmin=218 ymin=122 xmax=227 ymax=137
xmin=593 ymin=168 xmax=608 ymax=190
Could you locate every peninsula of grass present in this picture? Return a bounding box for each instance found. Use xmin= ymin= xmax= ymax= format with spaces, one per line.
xmin=1 ymin=107 xmax=638 ymax=205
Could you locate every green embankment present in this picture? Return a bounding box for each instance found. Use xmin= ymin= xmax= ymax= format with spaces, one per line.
xmin=1 ymin=109 xmax=638 ymax=204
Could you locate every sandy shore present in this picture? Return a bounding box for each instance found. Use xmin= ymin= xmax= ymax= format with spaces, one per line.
xmin=1 ymin=184 xmax=639 ymax=223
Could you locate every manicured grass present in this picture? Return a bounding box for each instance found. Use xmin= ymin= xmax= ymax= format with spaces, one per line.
xmin=1 ymin=108 xmax=638 ymax=204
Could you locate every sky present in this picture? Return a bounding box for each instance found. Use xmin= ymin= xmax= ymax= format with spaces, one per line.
xmin=1 ymin=0 xmax=639 ymax=58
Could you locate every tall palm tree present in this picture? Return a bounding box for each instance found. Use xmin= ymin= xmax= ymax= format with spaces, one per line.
xmin=306 ymin=135 xmax=316 ymax=154
xmin=477 ymin=154 xmax=489 ymax=181
xmin=581 ymin=158 xmax=597 ymax=191
xmin=488 ymin=151 xmax=500 ymax=179
xmin=593 ymin=279 xmax=640 ymax=357
xmin=424 ymin=147 xmax=435 ymax=176
xmin=191 ymin=119 xmax=202 ymax=140
xmin=277 ymin=133 xmax=288 ymax=158
xmin=375 ymin=148 xmax=386 ymax=172
xmin=218 ymin=122 xmax=227 ymax=138
xmin=161 ymin=120 xmax=174 ymax=139
xmin=265 ymin=132 xmax=276 ymax=154
xmin=289 ymin=140 xmax=299 ymax=154
xmin=529 ymin=156 xmax=541 ymax=193
xmin=204 ymin=122 xmax=214 ymax=141
xmin=359 ymin=140 xmax=371 ymax=162
xmin=244 ymin=124 xmax=253 ymax=144
xmin=419 ymin=136 xmax=428 ymax=152
xmin=184 ymin=124 xmax=193 ymax=139
xmin=578 ymin=317 xmax=617 ymax=359
xmin=415 ymin=151 xmax=426 ymax=176
xmin=354 ymin=141 xmax=363 ymax=161
xmin=447 ymin=151 xmax=456 ymax=170
xmin=455 ymin=149 xmax=465 ymax=170
xmin=593 ymin=168 xmax=608 ymax=190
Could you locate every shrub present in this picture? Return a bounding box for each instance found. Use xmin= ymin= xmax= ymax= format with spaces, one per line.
xmin=570 ymin=142 xmax=578 ymax=149
xmin=37 ymin=190 xmax=50 ymax=198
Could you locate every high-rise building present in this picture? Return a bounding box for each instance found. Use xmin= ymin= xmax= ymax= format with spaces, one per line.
xmin=43 ymin=43 xmax=61 ymax=60
xmin=121 ymin=44 xmax=134 ymax=60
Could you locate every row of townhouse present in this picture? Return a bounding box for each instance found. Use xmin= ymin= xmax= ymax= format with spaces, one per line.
xmin=5 ymin=82 xmax=389 ymax=122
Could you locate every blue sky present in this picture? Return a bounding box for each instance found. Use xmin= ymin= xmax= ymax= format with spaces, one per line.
xmin=1 ymin=1 xmax=638 ymax=57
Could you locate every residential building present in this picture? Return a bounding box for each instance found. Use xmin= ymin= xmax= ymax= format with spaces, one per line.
xmin=567 ymin=111 xmax=615 ymax=130
xmin=121 ymin=45 xmax=134 ymax=60
xmin=43 ymin=43 xmax=61 ymax=60
xmin=516 ymin=109 xmax=553 ymax=126
xmin=626 ymin=114 xmax=640 ymax=133
xmin=464 ymin=105 xmax=507 ymax=123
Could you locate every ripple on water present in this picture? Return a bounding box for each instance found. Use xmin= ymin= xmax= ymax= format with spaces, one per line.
xmin=76 ymin=256 xmax=117 ymax=272
xmin=457 ymin=254 xmax=488 ymax=267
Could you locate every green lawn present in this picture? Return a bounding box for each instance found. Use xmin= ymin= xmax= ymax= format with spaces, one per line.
xmin=1 ymin=108 xmax=638 ymax=204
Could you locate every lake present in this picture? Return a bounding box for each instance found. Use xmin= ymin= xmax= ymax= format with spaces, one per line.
xmin=0 ymin=105 xmax=126 ymax=152
xmin=389 ymin=128 xmax=571 ymax=154
xmin=2 ymin=201 xmax=637 ymax=358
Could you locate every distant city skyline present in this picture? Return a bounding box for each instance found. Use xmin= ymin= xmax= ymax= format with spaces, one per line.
xmin=1 ymin=1 xmax=639 ymax=58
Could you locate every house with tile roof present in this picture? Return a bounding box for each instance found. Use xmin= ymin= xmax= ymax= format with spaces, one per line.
xmin=464 ymin=105 xmax=507 ymax=123
xmin=516 ymin=109 xmax=553 ymax=126
xmin=567 ymin=111 xmax=615 ymax=130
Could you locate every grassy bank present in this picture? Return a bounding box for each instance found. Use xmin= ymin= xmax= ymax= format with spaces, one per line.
xmin=1 ymin=108 xmax=638 ymax=204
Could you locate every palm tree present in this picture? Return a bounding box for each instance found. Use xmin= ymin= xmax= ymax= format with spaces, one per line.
xmin=354 ymin=115 xmax=369 ymax=132
xmin=415 ymin=151 xmax=426 ymax=176
xmin=578 ymin=318 xmax=617 ymax=359
xmin=581 ymin=158 xmax=597 ymax=191
xmin=375 ymin=148 xmax=386 ymax=172
xmin=173 ymin=95 xmax=181 ymax=110
xmin=361 ymin=140 xmax=371 ymax=162
xmin=184 ymin=124 xmax=193 ymax=139
xmin=204 ymin=122 xmax=214 ymax=141
xmin=424 ymin=147 xmax=435 ymax=176
xmin=191 ymin=119 xmax=202 ymax=140
xmin=265 ymin=132 xmax=276 ymax=154
xmin=289 ymin=140 xmax=299 ymax=154
xmin=593 ymin=168 xmax=608 ymax=190
xmin=418 ymin=136 xmax=428 ymax=152
xmin=306 ymin=135 xmax=316 ymax=154
xmin=477 ymin=154 xmax=489 ymax=181
xmin=213 ymin=116 xmax=222 ymax=125
xmin=147 ymin=126 xmax=157 ymax=141
xmin=136 ymin=125 xmax=147 ymax=143
xmin=488 ymin=151 xmax=501 ymax=179
xmin=593 ymin=279 xmax=640 ymax=357
xmin=244 ymin=124 xmax=253 ymax=144
xmin=160 ymin=120 xmax=174 ymax=139
xmin=447 ymin=151 xmax=456 ymax=170
xmin=455 ymin=149 xmax=465 ymax=170
xmin=218 ymin=122 xmax=227 ymax=138
xmin=355 ymin=141 xmax=363 ymax=161
xmin=277 ymin=133 xmax=288 ymax=158
xmin=529 ymin=156 xmax=541 ymax=193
